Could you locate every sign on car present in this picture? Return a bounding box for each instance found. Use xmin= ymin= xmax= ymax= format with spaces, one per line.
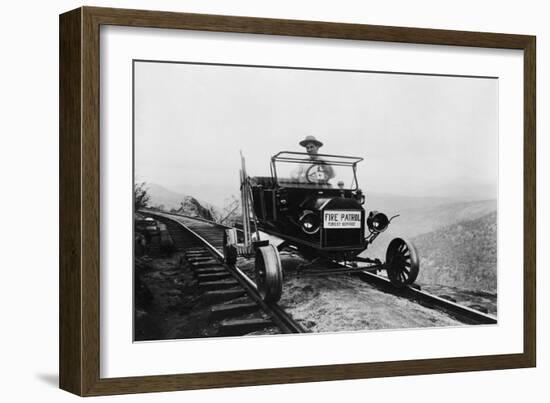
xmin=323 ymin=210 xmax=361 ymax=229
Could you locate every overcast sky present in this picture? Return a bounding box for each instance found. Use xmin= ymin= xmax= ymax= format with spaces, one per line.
xmin=134 ymin=61 xmax=498 ymax=208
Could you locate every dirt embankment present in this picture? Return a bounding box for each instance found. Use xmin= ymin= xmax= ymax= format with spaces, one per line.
xmin=239 ymin=252 xmax=464 ymax=333
xmin=135 ymin=253 xmax=212 ymax=341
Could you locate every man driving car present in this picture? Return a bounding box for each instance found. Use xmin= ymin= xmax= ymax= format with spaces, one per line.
xmin=292 ymin=135 xmax=335 ymax=183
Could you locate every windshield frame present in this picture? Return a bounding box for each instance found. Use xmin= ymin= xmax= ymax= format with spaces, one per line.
xmin=270 ymin=151 xmax=363 ymax=190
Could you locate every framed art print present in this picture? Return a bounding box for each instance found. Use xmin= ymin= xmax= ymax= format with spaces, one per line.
xmin=59 ymin=6 xmax=536 ymax=396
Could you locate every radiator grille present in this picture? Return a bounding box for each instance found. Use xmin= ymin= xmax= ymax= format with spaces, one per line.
xmin=323 ymin=228 xmax=362 ymax=247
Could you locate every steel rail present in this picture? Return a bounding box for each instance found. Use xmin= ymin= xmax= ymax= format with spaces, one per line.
xmin=144 ymin=211 xmax=308 ymax=334
xmin=145 ymin=210 xmax=232 ymax=228
xmin=351 ymin=269 xmax=497 ymax=325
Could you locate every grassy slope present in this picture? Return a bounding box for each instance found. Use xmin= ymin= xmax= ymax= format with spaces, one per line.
xmin=412 ymin=211 xmax=497 ymax=292
xmin=363 ymin=199 xmax=496 ymax=257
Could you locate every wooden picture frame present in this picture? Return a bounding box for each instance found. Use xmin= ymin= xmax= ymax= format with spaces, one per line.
xmin=59 ymin=6 xmax=536 ymax=396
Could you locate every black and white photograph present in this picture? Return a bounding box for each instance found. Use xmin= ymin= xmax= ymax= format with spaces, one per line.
xmin=133 ymin=60 xmax=498 ymax=341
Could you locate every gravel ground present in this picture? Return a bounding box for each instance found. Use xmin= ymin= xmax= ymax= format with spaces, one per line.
xmin=238 ymin=251 xmax=464 ymax=333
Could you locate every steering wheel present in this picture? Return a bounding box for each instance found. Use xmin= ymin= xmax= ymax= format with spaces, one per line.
xmin=306 ymin=163 xmax=329 ymax=183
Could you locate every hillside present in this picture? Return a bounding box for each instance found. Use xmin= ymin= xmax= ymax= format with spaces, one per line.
xmin=367 ymin=197 xmax=496 ymax=239
xmin=399 ymin=199 xmax=497 ymax=238
xmin=363 ymin=199 xmax=496 ymax=258
xmin=412 ymin=211 xmax=497 ymax=292
xmin=144 ymin=183 xmax=212 ymax=211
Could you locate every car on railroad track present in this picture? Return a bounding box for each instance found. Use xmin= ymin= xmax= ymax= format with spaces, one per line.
xmin=224 ymin=151 xmax=420 ymax=302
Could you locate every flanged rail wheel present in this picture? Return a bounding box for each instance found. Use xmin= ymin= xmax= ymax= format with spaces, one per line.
xmin=223 ymin=229 xmax=237 ymax=265
xmin=385 ymin=237 xmax=420 ymax=288
xmin=255 ymin=244 xmax=283 ymax=303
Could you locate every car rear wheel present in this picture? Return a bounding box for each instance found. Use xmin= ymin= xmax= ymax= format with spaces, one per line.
xmin=255 ymin=244 xmax=283 ymax=303
xmin=385 ymin=238 xmax=420 ymax=288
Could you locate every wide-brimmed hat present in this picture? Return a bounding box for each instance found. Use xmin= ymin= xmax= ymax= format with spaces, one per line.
xmin=299 ymin=135 xmax=323 ymax=148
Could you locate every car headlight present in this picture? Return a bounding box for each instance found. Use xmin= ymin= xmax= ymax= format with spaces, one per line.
xmin=299 ymin=210 xmax=320 ymax=234
xmin=367 ymin=211 xmax=389 ymax=233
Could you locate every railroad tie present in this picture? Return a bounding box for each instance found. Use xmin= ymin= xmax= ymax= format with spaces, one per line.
xmin=192 ymin=261 xmax=223 ymax=269
xmin=185 ymin=249 xmax=210 ymax=256
xmin=189 ymin=257 xmax=218 ymax=263
xmin=194 ymin=267 xmax=229 ymax=275
xmin=190 ymin=265 xmax=226 ymax=277
xmin=185 ymin=250 xmax=210 ymax=254
xmin=210 ymin=302 xmax=260 ymax=319
xmin=185 ymin=253 xmax=211 ymax=258
xmin=203 ymin=288 xmax=246 ymax=303
xmin=217 ymin=318 xmax=274 ymax=336
xmin=186 ymin=256 xmax=215 ymax=263
xmin=188 ymin=260 xmax=219 ymax=267
xmin=196 ymin=272 xmax=232 ymax=281
xmin=199 ymin=279 xmax=239 ymax=291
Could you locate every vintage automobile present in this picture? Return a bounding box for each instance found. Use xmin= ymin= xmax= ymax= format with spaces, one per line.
xmin=224 ymin=151 xmax=419 ymax=302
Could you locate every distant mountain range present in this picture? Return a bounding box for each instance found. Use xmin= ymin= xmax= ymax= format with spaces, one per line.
xmin=144 ymin=183 xmax=221 ymax=219
xmin=144 ymin=183 xmax=241 ymax=224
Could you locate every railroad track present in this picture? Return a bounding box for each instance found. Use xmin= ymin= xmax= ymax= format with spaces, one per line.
xmin=141 ymin=211 xmax=308 ymax=336
xmin=141 ymin=211 xmax=496 ymax=327
xmin=351 ymin=269 xmax=497 ymax=325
